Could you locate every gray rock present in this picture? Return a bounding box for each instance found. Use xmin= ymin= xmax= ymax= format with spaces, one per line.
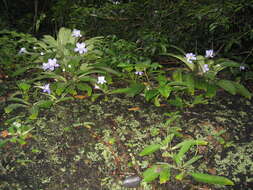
xmin=122 ymin=176 xmax=141 ymax=188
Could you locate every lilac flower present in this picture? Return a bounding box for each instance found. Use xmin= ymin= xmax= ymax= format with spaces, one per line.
xmin=97 ymin=76 xmax=106 ymax=84
xmin=42 ymin=58 xmax=59 ymax=71
xmin=135 ymin=71 xmax=144 ymax=76
xmin=185 ymin=53 xmax=197 ymax=63
xmin=205 ymin=49 xmax=214 ymax=58
xmin=94 ymin=84 xmax=100 ymax=89
xmin=240 ymin=65 xmax=245 ymax=71
xmin=74 ymin=42 xmax=88 ymax=54
xmin=19 ymin=47 xmax=27 ymax=54
xmin=41 ymin=84 xmax=51 ymax=94
xmin=203 ymin=64 xmax=209 ymax=73
xmin=72 ymin=29 xmax=82 ymax=38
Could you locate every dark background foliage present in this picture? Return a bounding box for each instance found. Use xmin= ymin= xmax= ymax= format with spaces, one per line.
xmin=1 ymin=0 xmax=253 ymax=63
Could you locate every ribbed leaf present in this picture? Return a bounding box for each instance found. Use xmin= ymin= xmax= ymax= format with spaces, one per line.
xmin=159 ymin=166 xmax=170 ymax=184
xmin=190 ymin=173 xmax=234 ymax=185
xmin=143 ymin=165 xmax=160 ymax=183
xmin=139 ymin=144 xmax=161 ymax=156
xmin=5 ymin=104 xmax=28 ymax=113
xmin=218 ymin=80 xmax=236 ymax=95
xmin=233 ymin=82 xmax=252 ymax=99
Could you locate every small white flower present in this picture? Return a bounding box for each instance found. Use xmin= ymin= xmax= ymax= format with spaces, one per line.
xmin=205 ymin=49 xmax=214 ymax=58
xmin=33 ymin=46 xmax=37 ymax=50
xmin=72 ymin=29 xmax=82 ymax=38
xmin=68 ymin=65 xmax=71 ymax=68
xmin=74 ymin=42 xmax=88 ymax=54
xmin=135 ymin=71 xmax=144 ymax=76
xmin=62 ymin=68 xmax=66 ymax=72
xmin=40 ymin=52 xmax=45 ymax=56
xmin=19 ymin=47 xmax=27 ymax=54
xmin=185 ymin=53 xmax=197 ymax=63
xmin=240 ymin=65 xmax=245 ymax=71
xmin=97 ymin=76 xmax=106 ymax=84
xmin=203 ymin=64 xmax=209 ymax=73
xmin=13 ymin=122 xmax=21 ymax=127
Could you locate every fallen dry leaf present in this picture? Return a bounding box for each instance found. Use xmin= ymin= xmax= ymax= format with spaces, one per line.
xmin=1 ymin=130 xmax=9 ymax=138
xmin=128 ymin=107 xmax=140 ymax=111
xmin=74 ymin=95 xmax=89 ymax=99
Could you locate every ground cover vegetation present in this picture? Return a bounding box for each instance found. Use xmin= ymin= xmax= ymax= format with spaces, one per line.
xmin=0 ymin=0 xmax=252 ymax=189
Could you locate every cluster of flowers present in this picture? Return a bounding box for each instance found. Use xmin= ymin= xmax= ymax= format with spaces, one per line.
xmin=185 ymin=49 xmax=214 ymax=73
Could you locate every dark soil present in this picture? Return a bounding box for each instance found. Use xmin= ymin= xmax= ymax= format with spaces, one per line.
xmin=0 ymin=92 xmax=252 ymax=190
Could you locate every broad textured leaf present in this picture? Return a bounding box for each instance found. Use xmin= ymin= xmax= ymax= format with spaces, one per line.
xmin=161 ymin=134 xmax=174 ymax=146
xmin=233 ymin=82 xmax=252 ymax=99
xmin=172 ymin=69 xmax=183 ymax=82
xmin=183 ymin=74 xmax=195 ymax=94
xmin=158 ymin=85 xmax=171 ymax=98
xmin=35 ymin=100 xmax=53 ymax=108
xmin=183 ymin=155 xmax=203 ymax=167
xmin=145 ymin=89 xmax=159 ymax=101
xmin=190 ymin=173 xmax=234 ymax=185
xmin=218 ymin=80 xmax=236 ymax=95
xmin=4 ymin=104 xmax=28 ymax=114
xmin=29 ymin=106 xmax=39 ymax=120
xmin=159 ymin=166 xmax=170 ymax=184
xmin=18 ymin=82 xmax=31 ymax=91
xmin=143 ymin=165 xmax=160 ymax=183
xmin=139 ymin=144 xmax=161 ymax=156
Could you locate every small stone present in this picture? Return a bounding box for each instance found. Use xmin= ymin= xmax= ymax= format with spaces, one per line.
xmin=122 ymin=176 xmax=141 ymax=188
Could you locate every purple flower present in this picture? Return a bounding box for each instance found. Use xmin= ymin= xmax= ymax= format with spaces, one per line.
xmin=185 ymin=53 xmax=197 ymax=63
xmin=135 ymin=71 xmax=144 ymax=76
xmin=240 ymin=65 xmax=245 ymax=71
xmin=42 ymin=58 xmax=59 ymax=71
xmin=203 ymin=64 xmax=209 ymax=73
xmin=205 ymin=49 xmax=214 ymax=58
xmin=74 ymin=42 xmax=88 ymax=54
xmin=41 ymin=84 xmax=51 ymax=94
xmin=72 ymin=29 xmax=82 ymax=38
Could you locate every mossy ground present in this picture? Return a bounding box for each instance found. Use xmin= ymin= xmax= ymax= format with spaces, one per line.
xmin=0 ymin=92 xmax=252 ymax=190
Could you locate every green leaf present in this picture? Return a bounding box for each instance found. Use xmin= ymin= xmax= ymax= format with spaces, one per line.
xmin=175 ymin=172 xmax=185 ymax=180
xmin=161 ymin=134 xmax=175 ymax=146
xmin=34 ymin=100 xmax=53 ymax=108
xmin=110 ymin=83 xmax=145 ymax=97
xmin=205 ymin=83 xmax=217 ymax=98
xmin=55 ymin=82 xmax=68 ymax=96
xmin=29 ymin=106 xmax=39 ymax=120
xmin=172 ymin=69 xmax=183 ymax=82
xmin=158 ymin=85 xmax=171 ymax=98
xmin=190 ymin=173 xmax=234 ymax=185
xmin=76 ymin=83 xmax=92 ymax=96
xmin=173 ymin=140 xmax=207 ymax=166
xmin=162 ymin=53 xmax=194 ymax=71
xmin=183 ymin=155 xmax=203 ymax=167
xmin=218 ymin=80 xmax=236 ymax=95
xmin=4 ymin=104 xmax=28 ymax=114
xmin=18 ymin=82 xmax=31 ymax=91
xmin=159 ymin=167 xmax=170 ymax=184
xmin=183 ymin=73 xmax=195 ymax=95
xmin=145 ymin=89 xmax=159 ymax=101
xmin=139 ymin=144 xmax=161 ymax=156
xmin=57 ymin=27 xmax=75 ymax=46
xmin=143 ymin=165 xmax=160 ymax=183
xmin=233 ymin=82 xmax=252 ymax=99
